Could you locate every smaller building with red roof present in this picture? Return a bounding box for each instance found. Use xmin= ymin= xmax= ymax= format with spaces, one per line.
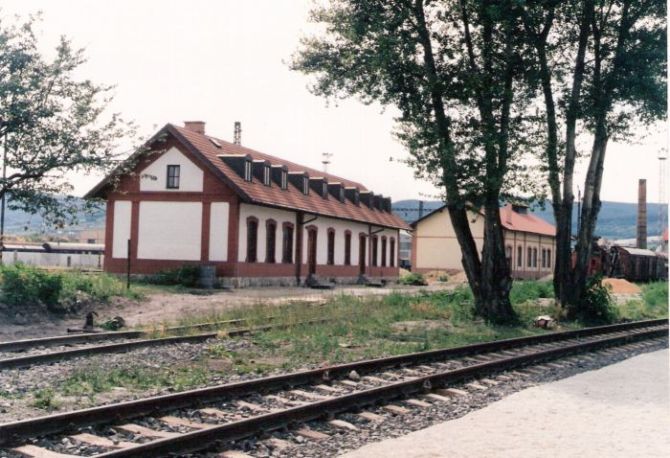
xmin=86 ymin=121 xmax=409 ymax=286
xmin=410 ymin=203 xmax=556 ymax=279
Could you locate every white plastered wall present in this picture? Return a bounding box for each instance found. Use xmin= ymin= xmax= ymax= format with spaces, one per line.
xmin=301 ymin=215 xmax=369 ymax=266
xmin=209 ymin=202 xmax=229 ymax=262
xmin=139 ymin=146 xmax=204 ymax=192
xmin=238 ymin=204 xmax=296 ymax=263
xmin=414 ymin=209 xmax=485 ymax=270
xmin=112 ymin=201 xmax=132 ymax=259
xmin=137 ymin=201 xmax=202 ymax=260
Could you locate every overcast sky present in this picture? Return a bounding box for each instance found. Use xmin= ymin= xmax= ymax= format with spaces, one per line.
xmin=2 ymin=0 xmax=667 ymax=204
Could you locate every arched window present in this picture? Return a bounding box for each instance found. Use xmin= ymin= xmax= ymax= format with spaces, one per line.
xmin=532 ymin=248 xmax=538 ymax=267
xmin=390 ymin=237 xmax=396 ymax=267
xmin=327 ymin=229 xmax=336 ymax=265
xmin=282 ymin=223 xmax=294 ymax=263
xmin=381 ymin=236 xmax=387 ymax=267
xmin=265 ymin=220 xmax=276 ymax=263
xmin=371 ymin=235 xmax=378 ymax=267
xmin=246 ymin=217 xmax=258 ymax=262
xmin=517 ymin=246 xmax=523 ymax=267
xmin=547 ymin=249 xmax=552 ymax=268
xmin=344 ymin=231 xmax=352 ymax=266
xmin=527 ymin=247 xmax=532 ymax=268
xmin=506 ymin=245 xmax=512 ymax=269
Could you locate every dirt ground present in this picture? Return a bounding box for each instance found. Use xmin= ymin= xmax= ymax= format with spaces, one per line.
xmin=0 ymin=283 xmax=451 ymax=341
xmin=603 ymin=278 xmax=642 ymax=294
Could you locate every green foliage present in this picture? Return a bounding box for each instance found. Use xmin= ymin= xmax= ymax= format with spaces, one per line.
xmin=0 ymin=14 xmax=134 ymax=226
xmin=140 ymin=265 xmax=201 ymax=288
xmin=573 ymin=276 xmax=618 ymax=325
xmin=510 ymin=281 xmax=554 ymax=304
xmin=0 ymin=264 xmax=140 ymax=312
xmin=0 ymin=264 xmax=63 ymax=310
xmin=61 ymin=365 xmax=209 ymax=397
xmin=399 ymin=272 xmax=427 ymax=286
xmin=31 ymin=388 xmax=60 ymax=410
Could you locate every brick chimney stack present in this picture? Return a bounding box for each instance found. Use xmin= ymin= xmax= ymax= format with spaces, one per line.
xmin=637 ymin=178 xmax=647 ymax=249
xmin=234 ymin=121 xmax=242 ymax=145
xmin=184 ymin=121 xmax=205 ymax=134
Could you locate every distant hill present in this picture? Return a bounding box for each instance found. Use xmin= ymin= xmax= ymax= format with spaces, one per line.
xmin=3 ymin=199 xmax=105 ymax=236
xmin=4 ymin=196 xmax=666 ymax=242
xmin=393 ymin=199 xmax=668 ymax=240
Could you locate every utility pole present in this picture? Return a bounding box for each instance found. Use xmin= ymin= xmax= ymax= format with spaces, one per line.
xmin=0 ymin=118 xmax=6 ymax=265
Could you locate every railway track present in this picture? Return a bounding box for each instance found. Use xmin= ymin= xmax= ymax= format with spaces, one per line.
xmin=1 ymin=318 xmax=666 ymax=458
xmin=0 ymin=317 xmax=321 ymax=370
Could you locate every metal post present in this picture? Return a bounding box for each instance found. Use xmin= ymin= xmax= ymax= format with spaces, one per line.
xmin=126 ymin=238 xmax=131 ymax=290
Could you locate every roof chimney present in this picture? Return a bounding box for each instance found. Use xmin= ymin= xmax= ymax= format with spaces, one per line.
xmin=637 ymin=179 xmax=647 ymax=249
xmin=184 ymin=121 xmax=205 ymax=134
xmin=234 ymin=121 xmax=242 ymax=145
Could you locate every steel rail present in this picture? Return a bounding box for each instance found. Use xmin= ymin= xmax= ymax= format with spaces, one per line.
xmin=0 ymin=331 xmax=146 ymax=353
xmin=0 ymin=318 xmax=327 ymax=371
xmin=94 ymin=325 xmax=668 ymax=457
xmin=0 ymin=333 xmax=218 ymax=370
xmin=0 ymin=318 xmax=665 ymax=445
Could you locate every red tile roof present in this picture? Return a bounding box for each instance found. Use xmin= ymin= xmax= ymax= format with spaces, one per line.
xmin=411 ymin=203 xmax=556 ymax=237
xmin=499 ymin=204 xmax=556 ymax=236
xmin=90 ymin=123 xmax=410 ymax=230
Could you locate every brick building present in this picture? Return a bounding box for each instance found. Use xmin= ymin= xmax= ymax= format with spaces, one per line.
xmin=86 ymin=122 xmax=409 ymax=287
xmin=411 ymin=204 xmax=556 ymax=279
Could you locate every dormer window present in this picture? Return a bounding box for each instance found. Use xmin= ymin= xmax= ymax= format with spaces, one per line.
xmin=281 ymin=170 xmax=288 ymax=190
xmin=263 ymin=165 xmax=271 ymax=186
xmin=166 ymin=165 xmax=180 ymax=189
xmin=303 ymin=177 xmax=309 ymax=195
xmin=322 ymin=182 xmax=328 ymax=198
xmin=354 ymin=190 xmax=360 ymax=206
xmin=244 ymin=159 xmax=252 ymax=182
xmin=339 ymin=188 xmax=345 ymax=202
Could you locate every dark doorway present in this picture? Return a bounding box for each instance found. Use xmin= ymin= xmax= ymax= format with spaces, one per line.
xmin=359 ymin=234 xmax=366 ymax=275
xmin=307 ymin=228 xmax=317 ymax=276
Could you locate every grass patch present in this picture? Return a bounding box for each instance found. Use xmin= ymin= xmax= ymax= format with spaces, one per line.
xmin=615 ymin=281 xmax=668 ymax=321
xmin=60 ymin=364 xmax=210 ymax=398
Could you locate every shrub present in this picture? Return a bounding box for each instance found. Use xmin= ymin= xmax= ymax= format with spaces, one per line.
xmin=147 ymin=265 xmax=201 ymax=287
xmin=0 ymin=264 xmax=138 ymax=314
xmin=0 ymin=264 xmax=63 ymax=311
xmin=573 ymin=275 xmax=618 ymax=325
xmin=399 ymin=272 xmax=427 ymax=286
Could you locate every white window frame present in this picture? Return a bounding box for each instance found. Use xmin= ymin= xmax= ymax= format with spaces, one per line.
xmin=264 ymin=165 xmax=271 ymax=186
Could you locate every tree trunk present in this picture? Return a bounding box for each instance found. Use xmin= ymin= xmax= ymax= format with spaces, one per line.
xmin=478 ymin=197 xmax=515 ymax=323
xmin=568 ymin=120 xmax=608 ymax=310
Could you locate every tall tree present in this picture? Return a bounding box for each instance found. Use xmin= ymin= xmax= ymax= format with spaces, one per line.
xmin=523 ymin=0 xmax=666 ymax=314
xmin=0 ymin=15 xmax=133 ymax=244
xmin=293 ymin=0 xmax=536 ymax=323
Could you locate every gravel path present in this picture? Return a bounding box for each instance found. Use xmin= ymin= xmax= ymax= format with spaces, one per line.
xmin=341 ymin=346 xmax=669 ymax=458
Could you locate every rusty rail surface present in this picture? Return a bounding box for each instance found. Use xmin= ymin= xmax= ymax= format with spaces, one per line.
xmin=0 ymin=331 xmax=146 ymax=353
xmin=0 ymin=318 xmax=665 ymax=448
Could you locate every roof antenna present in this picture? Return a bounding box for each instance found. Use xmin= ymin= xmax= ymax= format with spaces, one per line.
xmin=322 ymin=152 xmax=333 ymax=173
xmin=234 ymin=121 xmax=241 ymax=145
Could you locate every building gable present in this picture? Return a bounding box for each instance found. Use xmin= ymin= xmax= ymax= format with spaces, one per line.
xmin=139 ymin=146 xmax=204 ymax=192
